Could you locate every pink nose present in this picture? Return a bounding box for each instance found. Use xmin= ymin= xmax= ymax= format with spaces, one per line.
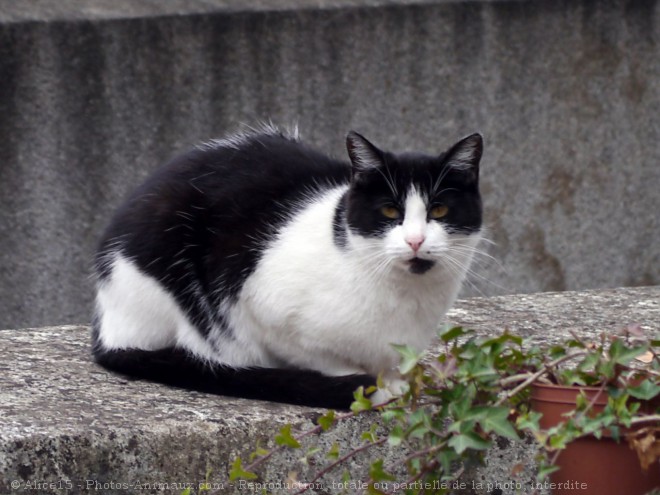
xmin=406 ymin=237 xmax=425 ymax=252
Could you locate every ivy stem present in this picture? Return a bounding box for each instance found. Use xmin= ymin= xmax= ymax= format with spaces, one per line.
xmin=385 ymin=439 xmax=449 ymax=472
xmin=241 ymin=397 xmax=396 ymax=493
xmin=495 ymin=351 xmax=589 ymax=406
xmin=293 ymin=438 xmax=387 ymax=495
xmin=630 ymin=414 xmax=660 ymax=426
xmin=241 ymin=411 xmax=354 ymax=475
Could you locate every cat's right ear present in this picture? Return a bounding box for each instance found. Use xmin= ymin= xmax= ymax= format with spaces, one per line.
xmin=346 ymin=131 xmax=384 ymax=179
xmin=443 ymin=133 xmax=483 ymax=183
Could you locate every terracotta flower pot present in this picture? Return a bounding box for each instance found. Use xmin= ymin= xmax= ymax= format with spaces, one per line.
xmin=531 ymin=382 xmax=660 ymax=495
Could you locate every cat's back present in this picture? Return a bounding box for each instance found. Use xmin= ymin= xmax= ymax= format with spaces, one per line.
xmin=114 ymin=130 xmax=348 ymax=221
xmin=96 ymin=129 xmax=350 ymax=285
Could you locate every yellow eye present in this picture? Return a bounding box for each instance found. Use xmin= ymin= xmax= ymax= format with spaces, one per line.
xmin=430 ymin=205 xmax=449 ymax=219
xmin=380 ymin=206 xmax=401 ymax=219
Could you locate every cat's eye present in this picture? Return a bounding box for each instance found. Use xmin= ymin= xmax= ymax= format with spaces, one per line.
xmin=380 ymin=206 xmax=401 ymax=220
xmin=429 ymin=205 xmax=449 ymax=219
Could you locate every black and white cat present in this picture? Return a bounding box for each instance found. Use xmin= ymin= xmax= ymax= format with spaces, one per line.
xmin=92 ymin=125 xmax=483 ymax=409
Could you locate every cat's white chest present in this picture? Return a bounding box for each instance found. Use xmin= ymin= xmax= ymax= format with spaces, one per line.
xmin=229 ymin=187 xmax=465 ymax=377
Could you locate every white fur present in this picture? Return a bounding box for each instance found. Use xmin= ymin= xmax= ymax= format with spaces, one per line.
xmin=96 ymin=186 xmax=479 ymax=390
xmin=229 ymin=186 xmax=479 ymax=381
xmin=446 ymin=134 xmax=481 ymax=171
xmin=198 ymin=122 xmax=299 ymax=151
xmin=96 ymin=254 xmax=271 ymax=367
xmin=398 ymin=187 xmax=431 ymax=252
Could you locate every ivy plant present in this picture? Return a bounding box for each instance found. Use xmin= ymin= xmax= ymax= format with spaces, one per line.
xmin=226 ymin=324 xmax=659 ymax=494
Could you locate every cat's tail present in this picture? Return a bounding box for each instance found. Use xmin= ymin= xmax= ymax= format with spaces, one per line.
xmin=91 ymin=344 xmax=375 ymax=410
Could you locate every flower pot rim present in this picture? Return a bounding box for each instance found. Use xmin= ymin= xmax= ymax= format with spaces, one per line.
xmin=531 ymin=381 xmax=610 ymax=406
xmin=531 ymin=382 xmax=610 ymax=392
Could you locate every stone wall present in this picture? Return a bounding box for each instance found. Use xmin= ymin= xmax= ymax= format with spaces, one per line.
xmin=1 ymin=0 xmax=659 ymax=328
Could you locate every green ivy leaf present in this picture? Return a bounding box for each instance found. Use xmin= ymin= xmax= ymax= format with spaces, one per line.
xmin=609 ymin=339 xmax=648 ymax=366
xmin=448 ymin=432 xmax=491 ymax=454
xmin=369 ymin=459 xmax=396 ymax=482
xmin=437 ymin=449 xmax=459 ymax=476
xmin=559 ymin=368 xmax=588 ymax=386
xmin=548 ymin=430 xmax=572 ymax=450
xmin=516 ymin=410 xmax=542 ymax=433
xmin=574 ymin=390 xmax=589 ymax=411
xmin=327 ymin=442 xmax=340 ymax=460
xmin=249 ymin=445 xmax=270 ymax=461
xmin=440 ymin=326 xmax=469 ymax=342
xmin=361 ymin=423 xmax=379 ymax=443
xmin=549 ymin=345 xmax=567 ymax=359
xmin=381 ymin=407 xmax=405 ymax=422
xmin=470 ymin=406 xmax=520 ymax=440
xmin=609 ymin=425 xmax=621 ymax=442
xmin=577 ymin=352 xmax=600 ymax=373
xmin=317 ymin=410 xmax=336 ymax=431
xmin=387 ymin=425 xmax=405 ymax=447
xmin=449 ymin=391 xmax=474 ymax=420
xmin=351 ymin=387 xmax=373 ymax=414
xmin=596 ymin=359 xmax=616 ymax=380
xmin=537 ymin=463 xmax=561 ymax=480
xmin=274 ymin=424 xmax=301 ymax=449
xmin=229 ymin=457 xmax=258 ymax=481
xmin=392 ymin=343 xmax=423 ymax=375
xmin=482 ymin=331 xmax=523 ymax=348
xmin=628 ymin=379 xmax=660 ymax=400
xmin=579 ymin=416 xmax=607 ymax=437
xmin=610 ymin=392 xmax=630 ymax=417
xmin=567 ymin=339 xmax=587 ymax=349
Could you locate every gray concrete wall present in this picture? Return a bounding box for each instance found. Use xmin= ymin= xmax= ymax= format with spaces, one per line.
xmin=1 ymin=0 xmax=659 ymax=329
xmin=2 ymin=286 xmax=657 ymax=494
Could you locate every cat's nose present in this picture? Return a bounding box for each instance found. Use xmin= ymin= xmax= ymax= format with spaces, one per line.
xmin=406 ymin=236 xmax=425 ymax=253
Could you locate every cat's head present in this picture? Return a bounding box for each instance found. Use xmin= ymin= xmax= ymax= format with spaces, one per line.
xmin=344 ymin=131 xmax=483 ymax=275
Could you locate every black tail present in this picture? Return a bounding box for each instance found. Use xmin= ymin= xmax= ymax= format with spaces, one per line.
xmin=92 ymin=345 xmax=375 ymax=410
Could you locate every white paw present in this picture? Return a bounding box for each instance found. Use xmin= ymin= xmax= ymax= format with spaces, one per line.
xmin=370 ymin=378 xmax=409 ymax=405
xmin=386 ymin=378 xmax=409 ymax=396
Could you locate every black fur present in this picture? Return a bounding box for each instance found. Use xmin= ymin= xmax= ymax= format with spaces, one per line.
xmin=408 ymin=258 xmax=436 ymax=274
xmin=93 ymin=344 xmax=375 ymax=410
xmin=332 ymin=192 xmax=349 ymax=250
xmin=345 ymin=132 xmax=482 ymax=239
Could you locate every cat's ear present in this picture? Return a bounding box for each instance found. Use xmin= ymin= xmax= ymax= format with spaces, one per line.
xmin=443 ymin=133 xmax=483 ymax=181
xmin=346 ymin=131 xmax=384 ymax=177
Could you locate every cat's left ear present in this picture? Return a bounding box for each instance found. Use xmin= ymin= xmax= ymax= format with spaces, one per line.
xmin=346 ymin=131 xmax=385 ymax=179
xmin=443 ymin=133 xmax=483 ymax=182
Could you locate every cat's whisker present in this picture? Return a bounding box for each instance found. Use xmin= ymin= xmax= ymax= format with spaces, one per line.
xmin=365 ymin=258 xmax=394 ymax=286
xmin=350 ymin=251 xmax=393 ymax=283
xmin=438 ymin=253 xmax=490 ymax=297
xmin=368 ymin=159 xmax=400 ymax=199
xmin=445 ymin=243 xmax=508 ymax=277
xmin=445 ymin=244 xmax=502 ymax=268
xmin=442 ymin=250 xmax=508 ymax=294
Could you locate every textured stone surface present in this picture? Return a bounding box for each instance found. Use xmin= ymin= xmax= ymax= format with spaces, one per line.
xmin=1 ymin=0 xmax=659 ymax=331
xmin=0 ymin=0 xmax=471 ymax=23
xmin=1 ymin=287 xmax=658 ymax=494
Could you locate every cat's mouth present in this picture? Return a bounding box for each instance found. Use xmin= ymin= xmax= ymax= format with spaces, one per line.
xmin=407 ymin=257 xmax=436 ymax=275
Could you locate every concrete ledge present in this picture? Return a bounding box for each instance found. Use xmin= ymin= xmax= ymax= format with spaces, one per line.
xmin=1 ymin=286 xmax=658 ymax=494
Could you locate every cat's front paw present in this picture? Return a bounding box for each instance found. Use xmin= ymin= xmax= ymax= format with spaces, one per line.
xmin=369 ymin=378 xmax=409 ymax=405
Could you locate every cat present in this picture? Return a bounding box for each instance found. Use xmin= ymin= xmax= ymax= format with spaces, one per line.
xmin=91 ymin=124 xmax=483 ymax=409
